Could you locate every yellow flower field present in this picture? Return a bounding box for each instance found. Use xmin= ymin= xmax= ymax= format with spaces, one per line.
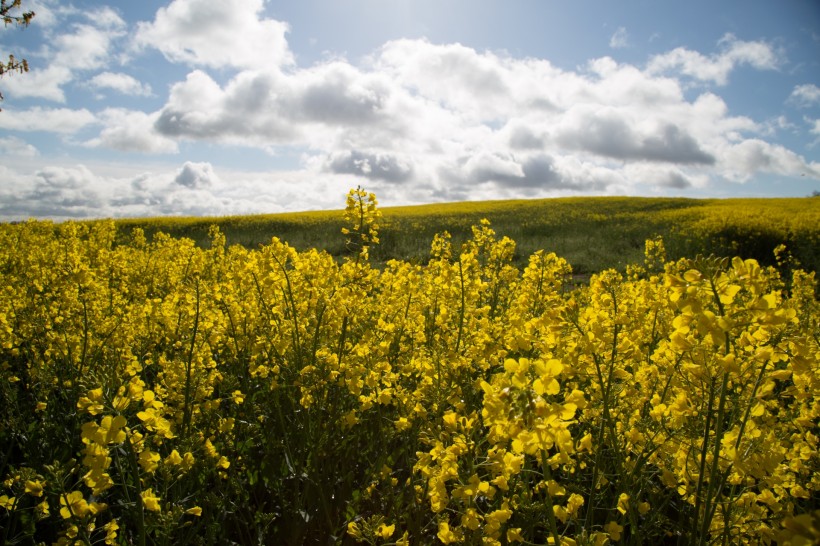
xmin=0 ymin=189 xmax=817 ymax=545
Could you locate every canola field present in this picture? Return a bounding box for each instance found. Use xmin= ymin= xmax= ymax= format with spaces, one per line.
xmin=0 ymin=189 xmax=818 ymax=545
xmin=115 ymin=196 xmax=820 ymax=275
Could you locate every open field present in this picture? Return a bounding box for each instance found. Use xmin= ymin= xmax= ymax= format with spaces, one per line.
xmin=1 ymin=191 xmax=818 ymax=545
xmin=115 ymin=196 xmax=820 ymax=275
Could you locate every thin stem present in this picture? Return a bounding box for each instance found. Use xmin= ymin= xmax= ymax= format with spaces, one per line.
xmin=541 ymin=452 xmax=563 ymax=546
xmin=182 ymin=278 xmax=200 ymax=439
xmin=692 ymin=376 xmax=715 ymax=542
xmin=124 ymin=435 xmax=147 ymax=546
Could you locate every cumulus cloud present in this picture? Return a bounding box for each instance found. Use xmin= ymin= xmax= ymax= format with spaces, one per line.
xmin=2 ymin=6 xmax=126 ymax=102
xmin=85 ymin=109 xmax=179 ymax=153
xmin=438 ymin=152 xmax=613 ymax=192
xmin=646 ymin=33 xmax=780 ymax=85
xmin=153 ymin=69 xmax=298 ymax=145
xmin=0 ymin=136 xmax=39 ymax=157
xmin=133 ymin=35 xmax=815 ymax=202
xmin=375 ymin=39 xmax=515 ymax=122
xmin=788 ymin=84 xmax=820 ymax=107
xmin=2 ymin=165 xmax=106 ymax=218
xmin=134 ymin=0 xmax=293 ymax=70
xmin=324 ymin=150 xmax=413 ymax=183
xmin=506 ymin=122 xmax=545 ymax=150
xmin=152 ymin=62 xmax=402 ymax=149
xmin=720 ymin=139 xmax=820 ymax=181
xmin=174 ymin=161 xmax=220 ymax=189
xmin=609 ymin=27 xmax=629 ymax=49
xmin=0 ymin=160 xmax=355 ymax=221
xmin=0 ymin=107 xmax=97 ymax=133
xmin=553 ymin=105 xmax=715 ymax=164
xmin=623 ymin=163 xmax=707 ymax=190
xmin=293 ymin=62 xmax=393 ymax=126
xmin=88 ymin=72 xmax=153 ymax=97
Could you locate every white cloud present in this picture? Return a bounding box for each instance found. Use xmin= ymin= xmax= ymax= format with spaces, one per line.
xmin=552 ymin=104 xmax=715 ymax=164
xmin=623 ymin=163 xmax=708 ymax=190
xmin=788 ymin=84 xmax=820 ymax=107
xmin=0 ymin=107 xmax=97 ymax=133
xmin=129 ymin=36 xmax=816 ymax=203
xmin=1 ymin=66 xmax=73 ymax=102
xmin=609 ymin=27 xmax=629 ymax=49
xmin=152 ymin=69 xmax=302 ymax=146
xmin=174 ymin=161 xmax=219 ymax=188
xmin=134 ymin=0 xmax=293 ymax=70
xmin=646 ymin=33 xmax=780 ymax=85
xmin=152 ymin=62 xmax=405 ymax=150
xmin=2 ymin=6 xmax=126 ymax=102
xmin=24 ymin=0 xmax=62 ymax=29
xmin=51 ymin=21 xmax=123 ymax=71
xmin=0 ymin=160 xmax=356 ymax=221
xmin=89 ymin=72 xmax=153 ymax=97
xmin=324 ymin=150 xmax=413 ymax=183
xmin=17 ymin=165 xmax=105 ymax=218
xmin=0 ymin=136 xmax=39 ymax=157
xmin=374 ymin=39 xmax=514 ymax=122
xmin=719 ymin=139 xmax=820 ymax=181
xmin=85 ymin=109 xmax=178 ymax=153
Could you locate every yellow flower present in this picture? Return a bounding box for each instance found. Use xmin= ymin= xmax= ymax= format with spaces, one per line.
xmin=616 ymin=493 xmax=629 ymax=515
xmin=605 ymin=521 xmax=624 ymax=541
xmin=60 ymin=491 xmax=89 ymax=519
xmin=141 ymin=488 xmax=161 ymax=512
xmin=165 ymin=449 xmax=183 ymax=466
xmin=185 ymin=506 xmax=202 ymax=516
xmin=0 ymin=494 xmax=16 ymax=511
xmin=112 ymin=394 xmax=130 ymax=411
xmin=376 ymin=523 xmax=395 ymax=539
xmin=204 ymin=438 xmax=218 ymax=458
xmin=136 ymin=407 xmax=175 ymax=438
xmin=82 ymin=415 xmax=127 ymax=445
xmin=181 ymin=451 xmax=196 ymax=471
xmin=139 ymin=450 xmax=161 ymax=474
xmin=437 ymin=521 xmax=459 ymax=544
xmin=507 ymin=528 xmax=524 ymax=542
xmin=394 ymin=416 xmax=411 ymax=431
xmin=36 ymin=499 xmax=49 ymax=517
xmin=77 ymin=388 xmax=104 ymax=415
xmin=25 ymin=479 xmax=44 ymax=497
xmin=347 ymin=521 xmax=363 ymax=539
xmin=103 ymin=520 xmax=119 ymax=545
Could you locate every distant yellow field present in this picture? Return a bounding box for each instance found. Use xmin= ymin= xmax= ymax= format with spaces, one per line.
xmin=113 ymin=196 xmax=820 ymax=275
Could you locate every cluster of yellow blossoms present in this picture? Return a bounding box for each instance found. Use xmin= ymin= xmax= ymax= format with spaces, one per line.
xmin=0 ymin=189 xmax=817 ymax=545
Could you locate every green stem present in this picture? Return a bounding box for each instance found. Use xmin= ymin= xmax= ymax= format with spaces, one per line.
xmin=124 ymin=435 xmax=147 ymax=546
xmin=699 ymin=371 xmax=730 ymax=546
xmin=182 ymin=278 xmax=200 ymax=439
xmin=455 ymin=260 xmax=466 ymax=354
xmin=540 ymin=452 xmax=563 ymax=546
xmin=692 ymin=376 xmax=715 ymax=542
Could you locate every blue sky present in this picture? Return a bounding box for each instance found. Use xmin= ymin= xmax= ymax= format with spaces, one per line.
xmin=0 ymin=0 xmax=819 ymax=220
